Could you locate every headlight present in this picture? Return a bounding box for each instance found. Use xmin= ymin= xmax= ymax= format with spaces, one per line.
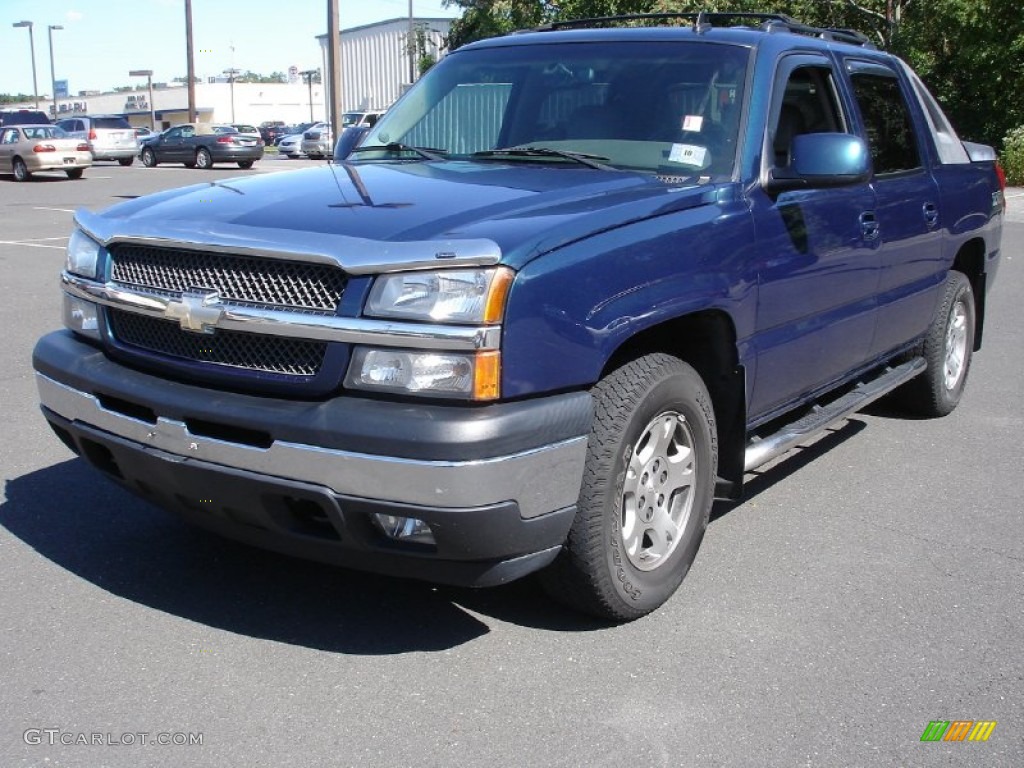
xmin=365 ymin=267 xmax=513 ymax=323
xmin=346 ymin=348 xmax=500 ymax=400
xmin=65 ymin=228 xmax=102 ymax=279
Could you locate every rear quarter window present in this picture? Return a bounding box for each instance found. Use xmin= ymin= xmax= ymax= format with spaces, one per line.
xmin=94 ymin=117 xmax=132 ymax=129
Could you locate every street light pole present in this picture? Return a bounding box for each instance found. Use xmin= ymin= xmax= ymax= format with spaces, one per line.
xmin=12 ymin=21 xmax=40 ymax=108
xmin=299 ymin=69 xmax=318 ymax=124
xmin=47 ymin=24 xmax=63 ymax=119
xmin=129 ymin=69 xmax=156 ymax=131
xmin=223 ymin=68 xmax=240 ymax=123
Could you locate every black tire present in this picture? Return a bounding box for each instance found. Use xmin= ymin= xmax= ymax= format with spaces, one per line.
xmin=141 ymin=148 xmax=157 ymax=167
xmin=308 ymin=153 xmax=322 ymax=160
xmin=118 ymin=157 xmax=134 ymax=167
xmin=195 ymin=147 xmax=213 ymax=169
xmin=12 ymin=157 xmax=30 ymax=182
xmin=541 ymin=353 xmax=717 ymax=621
xmin=65 ymin=168 xmax=84 ymax=180
xmin=237 ymin=160 xmax=254 ymax=169
xmin=901 ymin=271 xmax=976 ymax=417
xmin=183 ymin=161 xmax=196 ymax=168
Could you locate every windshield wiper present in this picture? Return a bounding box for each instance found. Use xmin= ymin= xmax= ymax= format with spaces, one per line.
xmin=471 ymin=146 xmax=613 ymax=170
xmin=349 ymin=142 xmax=447 ymax=161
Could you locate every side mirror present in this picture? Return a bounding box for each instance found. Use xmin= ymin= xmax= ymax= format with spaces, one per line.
xmin=765 ymin=133 xmax=871 ymax=194
xmin=334 ymin=125 xmax=370 ymax=162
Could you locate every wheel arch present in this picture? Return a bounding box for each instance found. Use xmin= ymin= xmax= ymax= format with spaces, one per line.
xmin=601 ymin=309 xmax=747 ymax=499
xmin=951 ymin=237 xmax=986 ymax=350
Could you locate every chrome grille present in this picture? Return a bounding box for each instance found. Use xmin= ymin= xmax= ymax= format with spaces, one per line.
xmin=108 ymin=309 xmax=327 ymax=376
xmin=109 ymin=244 xmax=346 ymax=313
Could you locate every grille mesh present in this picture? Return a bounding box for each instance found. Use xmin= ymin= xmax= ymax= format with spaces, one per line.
xmin=109 ymin=309 xmax=326 ymax=376
xmin=109 ymin=244 xmax=346 ymax=313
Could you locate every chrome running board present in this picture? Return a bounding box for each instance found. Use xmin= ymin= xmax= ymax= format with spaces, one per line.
xmin=744 ymin=357 xmax=926 ymax=472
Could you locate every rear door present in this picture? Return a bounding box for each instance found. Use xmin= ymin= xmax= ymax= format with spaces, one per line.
xmin=748 ymin=54 xmax=879 ymax=418
xmin=843 ymin=59 xmax=944 ymax=357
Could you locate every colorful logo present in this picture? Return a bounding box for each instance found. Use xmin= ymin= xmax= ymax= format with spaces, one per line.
xmin=920 ymin=721 xmax=997 ymax=742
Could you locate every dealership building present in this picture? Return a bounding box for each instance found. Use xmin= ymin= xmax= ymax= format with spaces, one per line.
xmin=14 ymin=18 xmax=452 ymax=129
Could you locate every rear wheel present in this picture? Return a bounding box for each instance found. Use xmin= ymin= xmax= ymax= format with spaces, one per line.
xmin=541 ymin=353 xmax=717 ymax=621
xmin=901 ymin=270 xmax=976 ymax=417
xmin=65 ymin=168 xmax=84 ymax=180
xmin=12 ymin=158 xmax=30 ymax=182
xmin=141 ymin=148 xmax=157 ymax=167
xmin=237 ymin=160 xmax=254 ymax=169
xmin=195 ymin=147 xmax=213 ymax=169
xmin=118 ymin=157 xmax=134 ymax=167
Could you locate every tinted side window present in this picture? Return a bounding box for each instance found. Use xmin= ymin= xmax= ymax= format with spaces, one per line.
xmin=771 ymin=65 xmax=845 ymax=168
xmin=850 ymin=72 xmax=920 ymax=174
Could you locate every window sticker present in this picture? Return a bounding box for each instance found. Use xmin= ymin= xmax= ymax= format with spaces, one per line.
xmin=669 ymin=143 xmax=708 ymax=167
xmin=682 ymin=115 xmax=704 ymax=132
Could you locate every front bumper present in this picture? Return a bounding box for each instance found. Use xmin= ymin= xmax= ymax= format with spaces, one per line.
xmin=33 ymin=331 xmax=591 ymax=586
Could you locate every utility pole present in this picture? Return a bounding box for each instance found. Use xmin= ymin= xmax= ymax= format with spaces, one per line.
xmin=327 ymin=0 xmax=342 ymax=146
xmin=185 ymin=0 xmax=196 ymax=122
xmin=12 ymin=22 xmax=40 ymax=108
xmin=299 ymin=70 xmax=318 ymax=124
xmin=223 ymin=68 xmax=240 ymax=123
xmin=47 ymin=25 xmax=63 ymax=118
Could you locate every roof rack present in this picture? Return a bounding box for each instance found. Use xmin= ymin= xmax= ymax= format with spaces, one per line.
xmin=533 ymin=12 xmax=876 ymax=49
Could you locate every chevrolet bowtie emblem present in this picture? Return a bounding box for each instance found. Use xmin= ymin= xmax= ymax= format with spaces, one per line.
xmin=164 ymin=290 xmax=224 ymax=333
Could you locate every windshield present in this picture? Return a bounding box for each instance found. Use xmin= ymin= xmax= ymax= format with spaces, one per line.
xmin=360 ymin=40 xmax=749 ymax=176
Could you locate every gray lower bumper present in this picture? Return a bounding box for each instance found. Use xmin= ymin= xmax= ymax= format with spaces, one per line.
xmin=37 ymin=372 xmax=588 ymax=519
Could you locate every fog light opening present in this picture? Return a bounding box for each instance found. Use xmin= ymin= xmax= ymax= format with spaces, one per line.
xmin=372 ymin=513 xmax=436 ymax=546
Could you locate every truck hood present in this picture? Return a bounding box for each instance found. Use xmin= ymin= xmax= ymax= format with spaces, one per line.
xmin=78 ymin=162 xmax=723 ymax=272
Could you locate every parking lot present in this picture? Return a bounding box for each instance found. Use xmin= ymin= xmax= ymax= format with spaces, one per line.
xmin=1 ymin=162 xmax=1022 ymax=767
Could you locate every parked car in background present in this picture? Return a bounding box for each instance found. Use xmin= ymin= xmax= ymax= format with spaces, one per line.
xmin=300 ymin=123 xmax=332 ymax=159
xmin=230 ymin=124 xmax=260 ymax=138
xmin=139 ymin=122 xmax=264 ymax=169
xmin=0 ymin=108 xmax=51 ymax=127
xmin=259 ymin=120 xmax=287 ymax=145
xmin=133 ymin=126 xmax=154 ymax=140
xmin=0 ymin=124 xmax=91 ymax=181
xmin=342 ymin=110 xmax=384 ymax=129
xmin=276 ymin=124 xmax=315 ymax=158
xmin=56 ymin=115 xmax=138 ymax=166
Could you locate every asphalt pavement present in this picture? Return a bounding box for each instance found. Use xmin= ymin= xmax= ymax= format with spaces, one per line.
xmin=1 ymin=162 xmax=1021 ymax=767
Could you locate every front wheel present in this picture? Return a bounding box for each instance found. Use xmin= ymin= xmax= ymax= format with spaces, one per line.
xmin=141 ymin=148 xmax=157 ymax=167
xmin=541 ymin=353 xmax=717 ymax=621
xmin=195 ymin=147 xmax=213 ymax=169
xmin=901 ymin=271 xmax=976 ymax=417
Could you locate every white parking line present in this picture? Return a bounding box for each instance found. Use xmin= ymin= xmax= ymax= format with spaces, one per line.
xmin=19 ymin=236 xmax=69 ymax=242
xmin=0 ymin=240 xmax=66 ymax=249
xmin=33 ymin=206 xmax=76 ymax=213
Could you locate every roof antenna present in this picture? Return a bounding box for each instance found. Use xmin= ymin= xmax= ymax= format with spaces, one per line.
xmin=693 ymin=11 xmax=711 ymax=33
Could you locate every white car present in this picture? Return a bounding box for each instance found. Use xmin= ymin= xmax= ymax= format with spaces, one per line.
xmin=276 ymin=132 xmax=306 ymax=158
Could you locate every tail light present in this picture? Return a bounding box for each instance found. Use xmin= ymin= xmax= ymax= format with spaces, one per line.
xmin=216 ymin=136 xmax=234 ymax=144
xmin=33 ymin=143 xmax=56 ymax=153
xmin=995 ymin=161 xmax=1007 ymax=209
xmin=76 ymin=142 xmax=90 ymax=152
xmin=88 ymin=129 xmax=97 ymax=140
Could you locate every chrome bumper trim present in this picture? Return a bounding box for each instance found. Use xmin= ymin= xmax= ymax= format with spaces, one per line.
xmin=37 ymin=373 xmax=587 ymax=519
xmin=63 ymin=272 xmax=502 ymax=352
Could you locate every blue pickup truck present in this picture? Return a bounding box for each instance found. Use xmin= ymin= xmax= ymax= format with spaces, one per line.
xmin=33 ymin=13 xmax=1005 ymax=620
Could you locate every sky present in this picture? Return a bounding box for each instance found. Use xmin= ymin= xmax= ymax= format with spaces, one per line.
xmin=1 ymin=0 xmax=459 ymax=98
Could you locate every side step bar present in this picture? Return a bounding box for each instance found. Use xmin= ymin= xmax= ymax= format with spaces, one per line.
xmin=744 ymin=357 xmax=926 ymax=473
